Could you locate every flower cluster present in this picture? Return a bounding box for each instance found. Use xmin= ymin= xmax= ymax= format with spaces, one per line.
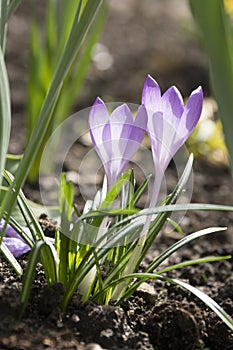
xmin=89 ymin=75 xmax=203 ymax=207
xmin=1 ymin=75 xmax=203 ymax=257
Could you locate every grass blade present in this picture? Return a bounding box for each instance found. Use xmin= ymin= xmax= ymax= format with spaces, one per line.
xmin=171 ymin=277 xmax=233 ymax=331
xmin=3 ymin=170 xmax=45 ymax=241
xmin=20 ymin=240 xmax=57 ymax=316
xmin=190 ymin=0 xmax=233 ymax=172
xmin=0 ymin=45 xmax=11 ymax=192
xmin=54 ymin=1 xmax=108 ymax=126
xmin=145 ymin=227 xmax=227 ymax=273
xmin=157 ymin=255 xmax=231 ymax=275
xmin=0 ymin=240 xmax=23 ymax=275
xmin=0 ymin=0 xmax=102 ymax=221
xmin=6 ymin=0 xmax=22 ymax=20
xmin=0 ymin=1 xmax=8 ymax=51
xmin=100 ymin=272 xmax=233 ymax=331
xmin=119 ymin=227 xmax=227 ymax=302
xmin=81 ymin=202 xmax=233 ymax=222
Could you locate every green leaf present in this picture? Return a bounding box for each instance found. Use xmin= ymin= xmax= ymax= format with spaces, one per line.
xmin=133 ymin=174 xmax=151 ymax=207
xmin=54 ymin=1 xmax=108 ymax=126
xmin=118 ymin=227 xmax=227 ymax=303
xmin=6 ymin=0 xmax=22 ymax=21
xmin=0 ymin=0 xmax=102 ymax=222
xmin=100 ymin=171 xmax=131 ymax=210
xmin=190 ymin=0 xmax=233 ymax=173
xmin=98 ymin=272 xmax=233 ymax=331
xmin=146 ymin=227 xmax=227 ymax=273
xmin=20 ymin=240 xmax=57 ymax=316
xmin=26 ymin=0 xmax=105 ymax=182
xmin=81 ymin=202 xmax=233 ymax=222
xmin=157 ymin=255 xmax=231 ymax=275
xmin=58 ymin=174 xmax=75 ymax=285
xmin=5 ymin=154 xmax=23 ymax=175
xmin=3 ymin=170 xmax=45 ymax=241
xmin=166 ymin=217 xmax=184 ymax=235
xmin=0 ymin=240 xmax=23 ymax=275
xmin=0 ymin=187 xmax=27 ymax=226
xmin=0 ymin=1 xmax=8 ymax=51
xmin=171 ymin=277 xmax=233 ymax=331
xmin=0 ymin=45 xmax=11 ymax=194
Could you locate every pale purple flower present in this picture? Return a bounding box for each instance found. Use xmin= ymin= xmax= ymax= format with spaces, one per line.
xmin=0 ymin=220 xmax=31 ymax=257
xmin=3 ymin=237 xmax=31 ymax=258
xmin=0 ymin=220 xmax=55 ymax=258
xmin=89 ymin=98 xmax=148 ymax=189
xmin=142 ymin=75 xmax=203 ymax=206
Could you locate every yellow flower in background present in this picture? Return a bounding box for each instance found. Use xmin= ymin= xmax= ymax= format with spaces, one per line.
xmin=224 ymin=0 xmax=233 ymax=14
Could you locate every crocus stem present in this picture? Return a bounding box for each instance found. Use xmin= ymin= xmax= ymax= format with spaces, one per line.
xmin=150 ymin=168 xmax=164 ymax=209
xmin=111 ymin=169 xmax=163 ymax=301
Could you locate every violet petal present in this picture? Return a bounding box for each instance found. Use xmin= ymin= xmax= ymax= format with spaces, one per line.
xmin=110 ymin=104 xmax=133 ymax=140
xmin=3 ymin=237 xmax=30 ymax=258
xmin=142 ymin=75 xmax=161 ymax=113
xmin=161 ymin=86 xmax=184 ymax=128
xmin=89 ymin=97 xmax=109 ymax=148
xmin=179 ymin=86 xmax=203 ymax=142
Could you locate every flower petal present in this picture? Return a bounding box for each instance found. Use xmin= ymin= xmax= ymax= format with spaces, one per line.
xmin=109 ymin=104 xmax=134 ymax=173
xmin=147 ymin=111 xmax=163 ymax=162
xmin=161 ymin=86 xmax=184 ymax=128
xmin=109 ymin=104 xmax=133 ymax=140
xmin=130 ymin=105 xmax=148 ymax=143
xmin=3 ymin=237 xmax=30 ymax=258
xmin=142 ymin=75 xmax=161 ymax=113
xmin=100 ymin=120 xmax=112 ymax=163
xmin=89 ymin=97 xmax=109 ymax=148
xmin=177 ymin=86 xmax=203 ymax=143
xmin=119 ymin=105 xmax=148 ymax=174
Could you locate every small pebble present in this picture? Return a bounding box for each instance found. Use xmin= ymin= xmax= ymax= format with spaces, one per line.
xmin=100 ymin=328 xmax=114 ymax=338
xmin=70 ymin=313 xmax=80 ymax=323
xmin=85 ymin=343 xmax=105 ymax=350
xmin=137 ymin=282 xmax=157 ymax=303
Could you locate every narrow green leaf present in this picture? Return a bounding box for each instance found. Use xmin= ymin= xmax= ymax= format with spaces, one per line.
xmin=157 ymin=255 xmax=231 ymax=275
xmin=99 ymin=272 xmax=233 ymax=331
xmin=0 ymin=45 xmax=11 ymax=193
xmin=0 ymin=0 xmax=102 ymax=220
xmin=171 ymin=277 xmax=233 ymax=330
xmin=80 ymin=202 xmax=233 ymax=222
xmin=0 ymin=240 xmax=23 ymax=275
xmin=20 ymin=241 xmax=45 ymax=314
xmin=100 ymin=171 xmax=131 ymax=210
xmin=119 ymin=227 xmax=227 ymax=302
xmin=58 ymin=174 xmax=75 ymax=285
xmin=6 ymin=0 xmax=22 ymax=20
xmin=190 ymin=0 xmax=233 ymax=172
xmin=145 ymin=227 xmax=227 ymax=273
xmin=4 ymin=215 xmax=34 ymax=247
xmin=166 ymin=217 xmax=184 ymax=235
xmin=3 ymin=170 xmax=45 ymax=241
xmin=0 ymin=1 xmax=8 ymax=51
xmin=2 ymin=171 xmax=58 ymax=287
xmin=133 ymin=174 xmax=151 ymax=207
xmin=5 ymin=154 xmax=23 ymax=175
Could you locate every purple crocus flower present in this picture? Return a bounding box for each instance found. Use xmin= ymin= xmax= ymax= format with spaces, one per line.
xmin=142 ymin=75 xmax=203 ymax=206
xmin=0 ymin=220 xmax=55 ymax=258
xmin=0 ymin=220 xmax=31 ymax=258
xmin=89 ymin=98 xmax=148 ymax=190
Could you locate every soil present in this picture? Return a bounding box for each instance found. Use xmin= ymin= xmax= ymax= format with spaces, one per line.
xmin=1 ymin=160 xmax=233 ymax=350
xmin=1 ymin=1 xmax=233 ymax=350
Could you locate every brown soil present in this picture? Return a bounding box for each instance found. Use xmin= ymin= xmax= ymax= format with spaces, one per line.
xmin=1 ymin=1 xmax=233 ymax=349
xmin=1 ymin=160 xmax=233 ymax=350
